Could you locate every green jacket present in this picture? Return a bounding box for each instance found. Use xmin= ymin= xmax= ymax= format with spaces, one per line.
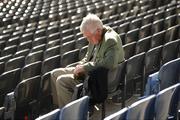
xmin=80 ymin=26 xmax=125 ymax=73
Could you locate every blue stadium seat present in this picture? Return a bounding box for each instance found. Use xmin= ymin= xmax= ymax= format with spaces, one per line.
xmin=104 ymin=107 xmax=128 ymax=120
xmin=126 ymin=95 xmax=156 ymax=120
xmin=36 ymin=109 xmax=60 ymax=120
xmin=59 ymin=96 xmax=89 ymax=120
xmin=159 ymin=58 xmax=180 ymax=90
xmin=155 ymin=83 xmax=180 ymax=120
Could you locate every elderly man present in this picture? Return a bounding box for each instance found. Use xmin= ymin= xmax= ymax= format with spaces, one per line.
xmin=51 ymin=14 xmax=124 ymax=108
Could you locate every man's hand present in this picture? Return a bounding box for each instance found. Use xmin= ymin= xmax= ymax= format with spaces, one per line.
xmin=74 ymin=65 xmax=85 ymax=76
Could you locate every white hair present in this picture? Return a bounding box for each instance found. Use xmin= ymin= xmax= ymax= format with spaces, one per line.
xmin=80 ymin=13 xmax=103 ymax=34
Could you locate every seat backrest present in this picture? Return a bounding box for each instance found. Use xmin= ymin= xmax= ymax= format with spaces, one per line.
xmin=59 ymin=96 xmax=89 ymax=120
xmin=161 ymin=39 xmax=180 ymax=64
xmin=159 ymin=58 xmax=180 ymax=90
xmin=123 ymin=41 xmax=136 ymax=60
xmin=0 ymin=68 xmax=21 ymax=106
xmin=61 ymin=49 xmax=79 ymax=67
xmin=25 ymin=50 xmax=43 ymax=65
xmin=144 ymin=45 xmax=163 ymax=80
xmin=42 ymin=55 xmax=61 ymax=75
xmin=5 ymin=56 xmax=25 ymax=72
xmin=135 ymin=36 xmax=151 ymax=54
xmin=127 ymin=95 xmax=156 ymax=120
xmin=155 ymin=83 xmax=180 ymax=120
xmin=21 ymin=61 xmax=42 ymax=80
xmin=35 ymin=109 xmax=60 ymax=120
xmin=104 ymin=107 xmax=128 ymax=120
xmin=14 ymin=75 xmax=41 ymax=107
xmin=126 ymin=52 xmax=145 ymax=95
xmin=108 ymin=60 xmax=126 ymax=94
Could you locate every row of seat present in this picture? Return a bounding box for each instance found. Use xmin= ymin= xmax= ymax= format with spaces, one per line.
xmin=0 ymin=0 xmax=152 ymax=27
xmin=105 ymin=83 xmax=180 ymax=120
xmin=35 ymin=96 xmax=89 ymax=120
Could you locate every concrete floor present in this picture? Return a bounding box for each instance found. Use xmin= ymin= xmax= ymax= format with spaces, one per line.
xmin=90 ymin=96 xmax=139 ymax=120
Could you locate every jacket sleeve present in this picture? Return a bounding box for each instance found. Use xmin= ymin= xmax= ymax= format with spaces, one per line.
xmin=83 ymin=38 xmax=119 ymax=73
xmin=78 ymin=43 xmax=91 ymax=65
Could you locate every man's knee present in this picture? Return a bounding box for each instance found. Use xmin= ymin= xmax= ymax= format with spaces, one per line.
xmin=56 ymin=74 xmax=75 ymax=89
xmin=51 ymin=68 xmax=64 ymax=81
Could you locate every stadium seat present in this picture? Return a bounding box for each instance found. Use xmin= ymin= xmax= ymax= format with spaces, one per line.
xmin=60 ymin=40 xmax=76 ymax=55
xmin=142 ymin=14 xmax=153 ymax=26
xmin=47 ymin=26 xmax=59 ymax=36
xmin=155 ymin=83 xmax=180 ymax=120
xmin=151 ymin=19 xmax=164 ymax=34
xmin=1 ymin=45 xmax=17 ymax=56
xmin=31 ymin=44 xmax=46 ymax=53
xmin=125 ymin=52 xmax=145 ymax=97
xmin=139 ymin=23 xmax=151 ymax=39
xmin=126 ymin=95 xmax=156 ymax=120
xmin=14 ymin=49 xmax=30 ymax=58
xmin=21 ymin=61 xmax=42 ymax=81
xmin=36 ymin=109 xmax=60 ymax=120
xmin=36 ymin=96 xmax=89 ymax=120
xmin=144 ymin=45 xmax=163 ymax=82
xmin=6 ymin=36 xmax=20 ymax=47
xmin=0 ymin=68 xmax=21 ymax=106
xmin=104 ymin=107 xmax=128 ymax=120
xmin=129 ymin=18 xmax=142 ymax=30
xmin=164 ymin=14 xmax=177 ymax=29
xmin=125 ymin=28 xmax=139 ymax=44
xmin=14 ymin=75 xmax=41 ymax=119
xmin=17 ymin=40 xmax=32 ymax=51
xmin=5 ymin=56 xmax=25 ymax=72
xmin=118 ymin=22 xmax=130 ymax=34
xmin=165 ymin=6 xmax=176 ymax=17
xmin=151 ymin=30 xmax=165 ymax=48
xmin=25 ymin=27 xmax=36 ymax=35
xmin=20 ymin=32 xmax=34 ymax=43
xmin=61 ymin=34 xmax=75 ymax=44
xmin=44 ymin=45 xmax=60 ymax=59
xmin=61 ymin=28 xmax=74 ymax=38
xmin=159 ymin=58 xmax=180 ymax=90
xmin=135 ymin=36 xmax=151 ymax=54
xmin=59 ymin=96 xmax=89 ymax=120
xmin=123 ymin=41 xmax=136 ymax=60
xmin=161 ymin=39 xmax=180 ymax=64
xmin=0 ymin=54 xmax=13 ymax=62
xmin=164 ymin=24 xmax=179 ymax=43
xmin=75 ymin=37 xmax=88 ymax=49
xmin=61 ymin=49 xmax=79 ymax=67
xmin=32 ymin=36 xmax=47 ymax=48
xmin=25 ymin=50 xmax=43 ymax=65
xmin=42 ymin=55 xmax=61 ymax=75
xmin=47 ymin=32 xmax=60 ymax=42
xmin=34 ymin=29 xmax=46 ymax=39
xmin=153 ymin=10 xmax=164 ymax=21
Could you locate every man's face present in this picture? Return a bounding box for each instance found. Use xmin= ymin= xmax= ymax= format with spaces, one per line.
xmin=83 ymin=29 xmax=102 ymax=45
